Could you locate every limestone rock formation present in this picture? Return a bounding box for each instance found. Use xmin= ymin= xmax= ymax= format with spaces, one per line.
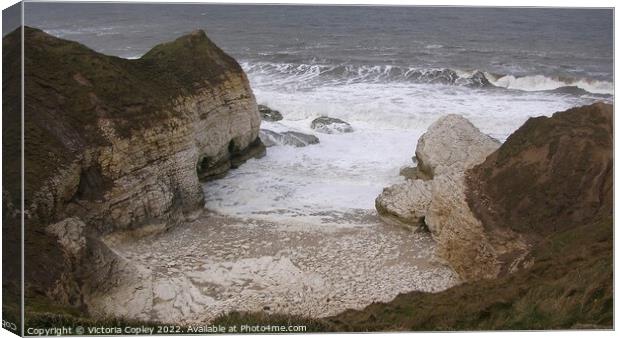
xmin=375 ymin=113 xmax=502 ymax=280
xmin=258 ymin=104 xmax=284 ymax=121
xmin=415 ymin=114 xmax=499 ymax=178
xmin=4 ymin=27 xmax=264 ymax=314
xmin=311 ymin=116 xmax=353 ymax=134
xmin=377 ymin=104 xmax=613 ymax=282
xmin=375 ymin=114 xmax=499 ymax=232
xmin=375 ymin=179 xmax=431 ymax=230
xmin=259 ymin=129 xmax=320 ymax=147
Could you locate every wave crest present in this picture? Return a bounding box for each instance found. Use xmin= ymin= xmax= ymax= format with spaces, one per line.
xmin=241 ymin=61 xmax=613 ymax=96
xmin=242 ymin=62 xmax=492 ymax=88
xmin=487 ymin=74 xmax=613 ymax=95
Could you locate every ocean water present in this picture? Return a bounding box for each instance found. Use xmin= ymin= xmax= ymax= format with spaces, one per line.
xmin=24 ymin=4 xmax=614 ymax=226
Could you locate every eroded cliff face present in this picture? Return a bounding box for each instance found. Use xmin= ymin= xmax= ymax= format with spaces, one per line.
xmin=466 ymin=102 xmax=613 ymax=237
xmin=340 ymin=103 xmax=613 ymax=330
xmin=375 ymin=114 xmax=510 ymax=280
xmin=4 ymin=27 xmax=264 ymax=314
xmin=464 ymin=102 xmax=613 ymax=275
xmin=376 ymin=103 xmax=613 ymax=282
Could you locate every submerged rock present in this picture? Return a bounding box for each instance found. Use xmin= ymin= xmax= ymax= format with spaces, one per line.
xmin=259 ymin=129 xmax=320 ymax=147
xmin=310 ymin=116 xmax=353 ymax=134
xmin=464 ymin=71 xmax=492 ymax=87
xmin=258 ymin=104 xmax=283 ymax=121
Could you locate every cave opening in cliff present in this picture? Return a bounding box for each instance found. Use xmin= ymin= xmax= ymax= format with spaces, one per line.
xmin=73 ymin=165 xmax=110 ymax=201
xmin=228 ymin=139 xmax=239 ymax=155
xmin=196 ymin=156 xmax=212 ymax=181
xmin=196 ymin=154 xmax=230 ymax=182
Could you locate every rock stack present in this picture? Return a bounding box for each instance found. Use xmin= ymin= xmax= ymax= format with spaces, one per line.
xmin=376 ymin=114 xmax=506 ymax=280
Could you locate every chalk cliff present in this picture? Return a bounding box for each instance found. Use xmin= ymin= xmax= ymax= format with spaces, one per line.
xmin=3 ymin=27 xmax=264 ymax=314
xmin=375 ymin=114 xmax=505 ymax=280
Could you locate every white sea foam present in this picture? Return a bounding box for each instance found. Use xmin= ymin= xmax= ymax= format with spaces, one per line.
xmin=487 ymin=73 xmax=613 ymax=95
xmin=241 ymin=61 xmax=613 ymax=95
xmin=204 ymin=69 xmax=602 ymax=226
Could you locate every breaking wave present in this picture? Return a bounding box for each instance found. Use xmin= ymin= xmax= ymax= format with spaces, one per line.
xmin=486 ymin=74 xmax=613 ymax=95
xmin=241 ymin=61 xmax=613 ymax=96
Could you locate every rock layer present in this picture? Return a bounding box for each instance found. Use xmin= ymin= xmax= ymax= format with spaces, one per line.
xmin=5 ymin=27 xmax=263 ymax=314
xmin=425 ymin=172 xmax=526 ymax=280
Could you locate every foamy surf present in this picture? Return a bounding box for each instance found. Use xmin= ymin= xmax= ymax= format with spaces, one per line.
xmin=487 ymin=73 xmax=613 ymax=95
xmin=203 ymin=72 xmax=601 ymax=227
xmin=241 ymin=61 xmax=613 ymax=96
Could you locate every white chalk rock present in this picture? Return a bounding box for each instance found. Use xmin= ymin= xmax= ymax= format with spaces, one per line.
xmin=375 ymin=179 xmax=431 ymax=230
xmin=415 ymin=114 xmax=500 ymax=178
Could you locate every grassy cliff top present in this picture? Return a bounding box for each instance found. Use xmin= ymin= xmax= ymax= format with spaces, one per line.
xmin=22 ymin=26 xmax=242 ymax=134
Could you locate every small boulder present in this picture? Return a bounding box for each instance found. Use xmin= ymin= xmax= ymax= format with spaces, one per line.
xmin=375 ymin=179 xmax=431 ymax=231
xmin=259 ymin=129 xmax=319 ymax=147
xmin=258 ymin=105 xmax=283 ymax=122
xmin=310 ymin=116 xmax=353 ymax=134
xmin=283 ymin=131 xmax=320 ymax=146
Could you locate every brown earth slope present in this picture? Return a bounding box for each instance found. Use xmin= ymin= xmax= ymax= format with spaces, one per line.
xmin=467 ymin=102 xmax=612 ymax=237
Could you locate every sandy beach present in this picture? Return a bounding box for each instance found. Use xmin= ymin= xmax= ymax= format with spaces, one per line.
xmin=102 ymin=212 xmax=459 ymax=324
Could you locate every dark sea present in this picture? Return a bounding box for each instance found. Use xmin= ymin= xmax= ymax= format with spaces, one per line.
xmin=20 ymin=3 xmax=614 ymax=224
